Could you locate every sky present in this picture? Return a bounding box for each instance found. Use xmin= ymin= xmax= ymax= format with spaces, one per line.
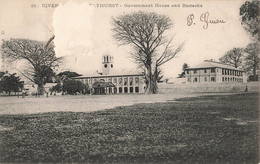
xmin=0 ymin=0 xmax=252 ymax=79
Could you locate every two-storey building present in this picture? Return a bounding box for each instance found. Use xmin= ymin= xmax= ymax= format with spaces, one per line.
xmin=185 ymin=60 xmax=247 ymax=83
xmin=73 ymin=55 xmax=145 ymax=94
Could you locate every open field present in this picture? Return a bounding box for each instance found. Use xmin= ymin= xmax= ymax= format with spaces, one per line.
xmin=0 ymin=92 xmax=258 ymax=163
xmin=0 ymin=92 xmax=241 ymax=115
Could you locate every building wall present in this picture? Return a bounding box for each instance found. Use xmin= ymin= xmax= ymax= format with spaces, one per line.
xmin=185 ymin=68 xmax=246 ymax=83
xmin=77 ymin=75 xmax=145 ymax=94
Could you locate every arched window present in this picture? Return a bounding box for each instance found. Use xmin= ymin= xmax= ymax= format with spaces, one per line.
xmin=124 ymin=87 xmax=128 ymax=93
xmin=135 ymin=77 xmax=139 ymax=84
xmin=129 ymin=78 xmax=133 ymax=86
xmin=124 ymin=78 xmax=128 ymax=86
xmin=113 ymin=78 xmax=117 ymax=84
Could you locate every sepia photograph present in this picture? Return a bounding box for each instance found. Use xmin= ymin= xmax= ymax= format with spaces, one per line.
xmin=0 ymin=0 xmax=259 ymax=163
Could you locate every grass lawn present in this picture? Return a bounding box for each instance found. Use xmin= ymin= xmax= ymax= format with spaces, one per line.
xmin=0 ymin=92 xmax=258 ymax=163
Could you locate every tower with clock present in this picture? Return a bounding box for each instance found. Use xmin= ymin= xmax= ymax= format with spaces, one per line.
xmin=102 ymin=55 xmax=113 ymax=75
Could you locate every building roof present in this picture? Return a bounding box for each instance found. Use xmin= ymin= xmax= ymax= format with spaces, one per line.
xmin=185 ymin=60 xmax=243 ymax=71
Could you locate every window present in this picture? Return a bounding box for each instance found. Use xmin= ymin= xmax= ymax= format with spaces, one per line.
xmin=194 ymin=70 xmax=197 ymax=74
xmin=124 ymin=78 xmax=128 ymax=86
xmin=135 ymin=87 xmax=139 ymax=93
xmin=104 ymin=64 xmax=107 ymax=68
xmin=186 ymin=70 xmax=189 ymax=74
xmin=108 ymin=78 xmax=112 ymax=82
xmin=211 ymin=77 xmax=215 ymax=82
xmin=124 ymin=87 xmax=128 ymax=93
xmin=113 ymin=78 xmax=117 ymax=84
xmin=100 ymin=79 xmax=105 ymax=82
xmin=194 ymin=77 xmax=198 ymax=82
xmin=129 ymin=78 xmax=133 ymax=86
xmin=130 ymin=87 xmax=133 ymax=93
xmin=135 ymin=77 xmax=139 ymax=84
xmin=222 ymin=69 xmax=225 ymax=75
xmin=204 ymin=77 xmax=207 ymax=82
xmin=119 ymin=87 xmax=122 ymax=93
xmin=204 ymin=69 xmax=207 ymax=73
xmin=119 ymin=78 xmax=122 ymax=85
xmin=111 ymin=64 xmax=113 ymax=68
xmin=222 ymin=77 xmax=224 ymax=81
xmin=211 ymin=68 xmax=215 ymax=73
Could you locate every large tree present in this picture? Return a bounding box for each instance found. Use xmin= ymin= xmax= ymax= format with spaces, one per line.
xmin=244 ymin=42 xmax=259 ymax=78
xmin=219 ymin=48 xmax=244 ymax=68
xmin=55 ymin=71 xmax=81 ymax=84
xmin=62 ymin=79 xmax=88 ymax=95
xmin=112 ymin=11 xmax=184 ymax=94
xmin=240 ymin=0 xmax=260 ymax=41
xmin=1 ymin=36 xmax=62 ymax=95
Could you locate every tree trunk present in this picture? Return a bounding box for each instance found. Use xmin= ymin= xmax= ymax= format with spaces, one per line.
xmin=37 ymin=84 xmax=45 ymax=95
xmin=144 ymin=66 xmax=158 ymax=94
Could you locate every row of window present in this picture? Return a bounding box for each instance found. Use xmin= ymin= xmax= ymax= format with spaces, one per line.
xmin=118 ymin=87 xmax=139 ymax=93
xmin=186 ymin=68 xmax=243 ymax=76
xmin=222 ymin=77 xmax=243 ymax=82
xmin=187 ymin=77 xmax=215 ymax=82
xmin=186 ymin=68 xmax=216 ymax=74
xmin=103 ymin=56 xmax=113 ymax=63
xmin=222 ymin=69 xmax=242 ymax=76
xmin=187 ymin=76 xmax=243 ymax=83
xmin=82 ymin=77 xmax=141 ymax=86
xmin=94 ymin=87 xmax=140 ymax=94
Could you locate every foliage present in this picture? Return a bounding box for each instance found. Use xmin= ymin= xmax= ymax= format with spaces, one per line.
xmin=0 ymin=72 xmax=5 ymax=79
xmin=1 ymin=36 xmax=62 ymax=95
xmin=0 ymin=93 xmax=258 ymax=163
xmin=112 ymin=11 xmax=184 ymax=94
xmin=0 ymin=73 xmax=23 ymax=95
xmin=50 ymin=83 xmax=63 ymax=93
xmin=240 ymin=0 xmax=260 ymax=41
xmin=244 ymin=42 xmax=259 ymax=78
xmin=178 ymin=63 xmax=189 ymax=78
xmin=62 ymin=79 xmax=88 ymax=95
xmin=182 ymin=63 xmax=189 ymax=71
xmin=219 ymin=48 xmax=244 ymax=68
xmin=55 ymin=71 xmax=81 ymax=83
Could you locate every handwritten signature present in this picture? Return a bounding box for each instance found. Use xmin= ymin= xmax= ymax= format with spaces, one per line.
xmin=187 ymin=12 xmax=226 ymax=29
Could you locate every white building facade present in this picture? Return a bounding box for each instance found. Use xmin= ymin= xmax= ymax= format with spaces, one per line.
xmin=185 ymin=60 xmax=247 ymax=83
xmin=73 ymin=55 xmax=145 ymax=94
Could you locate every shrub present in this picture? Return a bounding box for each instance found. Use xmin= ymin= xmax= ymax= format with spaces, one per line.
xmin=50 ymin=83 xmax=62 ymax=93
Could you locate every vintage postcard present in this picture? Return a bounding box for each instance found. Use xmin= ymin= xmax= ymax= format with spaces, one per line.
xmin=0 ymin=0 xmax=259 ymax=163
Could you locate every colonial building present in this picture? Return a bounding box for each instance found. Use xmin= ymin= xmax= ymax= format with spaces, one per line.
xmin=185 ymin=60 xmax=247 ymax=83
xmin=73 ymin=55 xmax=145 ymax=94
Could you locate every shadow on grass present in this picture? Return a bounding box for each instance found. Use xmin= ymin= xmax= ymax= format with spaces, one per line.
xmin=0 ymin=92 xmax=258 ymax=163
